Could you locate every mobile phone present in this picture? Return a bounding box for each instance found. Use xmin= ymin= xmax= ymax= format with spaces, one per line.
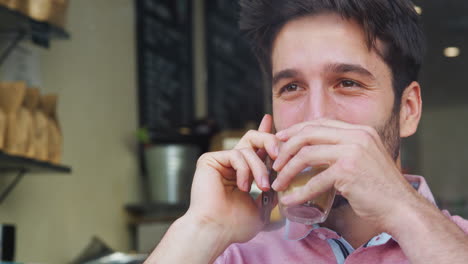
xmin=261 ymin=156 xmax=277 ymax=224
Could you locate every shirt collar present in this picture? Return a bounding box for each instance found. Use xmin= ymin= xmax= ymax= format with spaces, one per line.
xmin=403 ymin=174 xmax=437 ymax=206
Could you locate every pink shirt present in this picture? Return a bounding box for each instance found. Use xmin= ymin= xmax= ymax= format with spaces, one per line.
xmin=215 ymin=175 xmax=468 ymax=264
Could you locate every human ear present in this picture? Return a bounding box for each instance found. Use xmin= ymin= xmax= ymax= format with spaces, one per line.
xmin=399 ymin=81 xmax=422 ymax=138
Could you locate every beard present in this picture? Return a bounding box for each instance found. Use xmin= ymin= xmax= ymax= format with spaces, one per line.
xmin=332 ymin=106 xmax=401 ymax=209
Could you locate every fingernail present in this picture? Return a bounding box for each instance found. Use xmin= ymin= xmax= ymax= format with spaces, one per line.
xmin=262 ymin=176 xmax=269 ymax=189
xmin=244 ymin=181 xmax=250 ymax=192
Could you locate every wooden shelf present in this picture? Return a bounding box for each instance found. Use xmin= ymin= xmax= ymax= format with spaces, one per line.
xmin=0 ymin=150 xmax=71 ymax=173
xmin=0 ymin=151 xmax=71 ymax=204
xmin=0 ymin=4 xmax=71 ymax=65
xmin=0 ymin=5 xmax=70 ymax=42
xmin=125 ymin=202 xmax=188 ymax=223
xmin=0 ymin=5 xmax=71 ymax=204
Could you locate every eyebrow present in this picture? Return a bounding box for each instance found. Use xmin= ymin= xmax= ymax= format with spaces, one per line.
xmin=272 ymin=69 xmax=301 ymax=87
xmin=325 ymin=63 xmax=376 ymax=80
xmin=272 ymin=63 xmax=376 ymax=87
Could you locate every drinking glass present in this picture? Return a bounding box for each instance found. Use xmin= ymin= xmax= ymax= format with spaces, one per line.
xmin=277 ymin=165 xmax=336 ymax=225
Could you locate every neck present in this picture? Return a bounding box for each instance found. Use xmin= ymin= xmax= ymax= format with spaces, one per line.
xmin=322 ymin=203 xmax=382 ymax=249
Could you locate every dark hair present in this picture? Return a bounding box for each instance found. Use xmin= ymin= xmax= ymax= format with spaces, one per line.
xmin=239 ymin=0 xmax=425 ymax=107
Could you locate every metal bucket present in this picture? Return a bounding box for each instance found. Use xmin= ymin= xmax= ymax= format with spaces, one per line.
xmin=144 ymin=144 xmax=199 ymax=204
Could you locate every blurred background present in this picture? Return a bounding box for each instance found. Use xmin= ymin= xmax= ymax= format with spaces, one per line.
xmin=0 ymin=0 xmax=466 ymax=263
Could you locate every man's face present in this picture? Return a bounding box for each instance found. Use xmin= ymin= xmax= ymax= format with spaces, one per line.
xmin=271 ymin=13 xmax=400 ymax=160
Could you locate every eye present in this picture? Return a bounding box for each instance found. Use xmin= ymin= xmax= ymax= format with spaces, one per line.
xmin=338 ymin=80 xmax=361 ymax=88
xmin=281 ymin=83 xmax=299 ymax=93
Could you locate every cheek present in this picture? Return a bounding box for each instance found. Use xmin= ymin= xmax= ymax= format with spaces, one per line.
xmin=273 ymin=97 xmax=389 ymax=130
xmin=272 ymin=100 xmax=305 ymax=131
xmin=334 ymin=96 xmax=388 ymax=126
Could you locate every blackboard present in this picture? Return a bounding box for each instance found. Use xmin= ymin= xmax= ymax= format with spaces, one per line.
xmin=136 ymin=0 xmax=193 ymax=133
xmin=206 ymin=0 xmax=264 ymax=130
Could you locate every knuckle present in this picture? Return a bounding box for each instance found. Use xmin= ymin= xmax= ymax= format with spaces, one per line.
xmin=366 ymin=126 xmax=379 ymax=137
xmin=363 ymin=126 xmax=379 ymax=141
xmin=196 ymin=152 xmax=210 ymax=166
xmin=267 ymin=136 xmax=278 ymax=148
xmin=238 ymin=166 xmax=250 ymax=176
xmin=240 ymin=147 xmax=254 ymax=156
xmin=348 ymin=143 xmax=363 ymax=156
xmin=339 ymin=156 xmax=357 ymax=174
xmin=299 ymin=124 xmax=313 ymax=135
xmin=245 ymin=129 xmax=257 ymax=138
xmin=338 ymin=182 xmax=352 ymax=197
xmin=359 ymin=130 xmax=374 ymax=148
xmin=235 ymin=130 xmax=257 ymax=148
xmin=296 ymin=147 xmax=310 ymax=161
xmin=233 ymin=149 xmax=245 ymax=160
xmin=296 ymin=146 xmax=315 ymax=166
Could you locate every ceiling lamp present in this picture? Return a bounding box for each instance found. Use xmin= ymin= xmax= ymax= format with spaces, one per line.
xmin=414 ymin=5 xmax=422 ymax=15
xmin=444 ymin=47 xmax=460 ymax=58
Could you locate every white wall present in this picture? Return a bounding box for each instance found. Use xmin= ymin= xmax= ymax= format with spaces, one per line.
xmin=0 ymin=1 xmax=140 ymax=263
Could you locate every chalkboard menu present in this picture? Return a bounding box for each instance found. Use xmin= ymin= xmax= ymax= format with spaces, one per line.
xmin=136 ymin=0 xmax=193 ymax=132
xmin=206 ymin=0 xmax=264 ymax=130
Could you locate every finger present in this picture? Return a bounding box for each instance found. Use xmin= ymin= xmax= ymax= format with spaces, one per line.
xmin=240 ymin=148 xmax=270 ymax=191
xmin=272 ymin=145 xmax=340 ymax=191
xmin=258 ymin=114 xmax=273 ymax=133
xmin=228 ymin=150 xmax=253 ymax=192
xmin=276 ymin=119 xmax=384 ymax=151
xmin=211 ymin=150 xmax=252 ymax=192
xmin=247 ymin=175 xmax=255 ymax=193
xmin=273 ymin=126 xmax=365 ymax=171
xmin=235 ymin=130 xmax=279 ymax=160
xmin=257 ymin=114 xmax=273 ymax=161
xmin=279 ymin=165 xmax=338 ymax=206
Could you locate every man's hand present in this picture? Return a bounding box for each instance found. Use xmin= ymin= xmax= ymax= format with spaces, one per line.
xmin=271 ymin=119 xmax=418 ymax=229
xmin=270 ymin=119 xmax=468 ymax=264
xmin=145 ymin=114 xmax=279 ymax=264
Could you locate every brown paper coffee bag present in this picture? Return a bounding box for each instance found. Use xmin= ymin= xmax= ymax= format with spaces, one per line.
xmin=15 ymin=106 xmax=33 ymax=155
xmin=24 ymin=0 xmax=69 ymax=28
xmin=0 ymin=109 xmax=6 ymax=150
xmin=0 ymin=0 xmax=26 ymax=11
xmin=41 ymin=94 xmax=62 ymax=163
xmin=0 ymin=81 xmax=28 ymax=156
xmin=35 ymin=105 xmax=49 ymax=161
xmin=23 ymin=87 xmax=40 ymax=158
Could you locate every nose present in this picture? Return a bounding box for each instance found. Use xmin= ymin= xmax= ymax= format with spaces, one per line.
xmin=302 ymin=85 xmax=334 ymax=121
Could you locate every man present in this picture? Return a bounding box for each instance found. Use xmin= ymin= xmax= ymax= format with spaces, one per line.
xmin=146 ymin=0 xmax=468 ymax=263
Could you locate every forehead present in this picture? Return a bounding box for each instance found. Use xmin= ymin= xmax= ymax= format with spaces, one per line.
xmin=271 ymin=13 xmax=390 ymax=79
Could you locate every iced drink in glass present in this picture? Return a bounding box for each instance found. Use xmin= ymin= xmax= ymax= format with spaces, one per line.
xmin=278 ymin=165 xmax=336 ymax=225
